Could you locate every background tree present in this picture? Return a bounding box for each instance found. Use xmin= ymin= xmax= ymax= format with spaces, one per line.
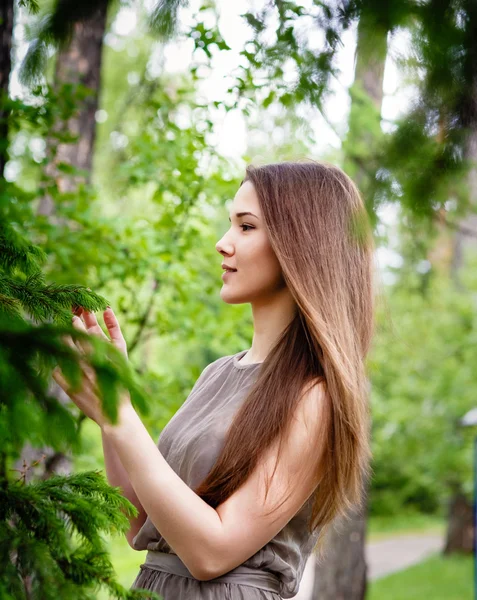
xmin=312 ymin=1 xmax=394 ymax=596
xmin=15 ymin=0 xmax=112 ymax=483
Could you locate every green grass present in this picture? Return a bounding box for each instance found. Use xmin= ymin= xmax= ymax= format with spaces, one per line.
xmin=367 ymin=552 xmax=473 ymax=600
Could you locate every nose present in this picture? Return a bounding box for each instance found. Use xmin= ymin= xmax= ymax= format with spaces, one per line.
xmin=216 ymin=235 xmax=232 ymax=256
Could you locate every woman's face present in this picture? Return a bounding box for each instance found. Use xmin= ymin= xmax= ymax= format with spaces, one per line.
xmin=215 ymin=181 xmax=285 ymax=304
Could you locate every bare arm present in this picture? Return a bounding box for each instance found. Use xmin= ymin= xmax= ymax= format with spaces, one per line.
xmin=101 ymin=428 xmax=148 ymax=548
xmin=72 ymin=307 xmax=148 ymax=548
xmin=101 ymin=403 xmax=223 ymax=578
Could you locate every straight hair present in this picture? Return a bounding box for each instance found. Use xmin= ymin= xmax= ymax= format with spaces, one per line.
xmin=194 ymin=160 xmax=376 ymax=556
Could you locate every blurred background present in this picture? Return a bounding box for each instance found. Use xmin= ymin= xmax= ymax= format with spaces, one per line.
xmin=2 ymin=0 xmax=477 ymax=598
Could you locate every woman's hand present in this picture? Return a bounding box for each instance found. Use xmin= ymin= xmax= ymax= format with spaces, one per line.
xmin=78 ymin=306 xmax=128 ymax=359
xmin=52 ymin=307 xmax=130 ymax=428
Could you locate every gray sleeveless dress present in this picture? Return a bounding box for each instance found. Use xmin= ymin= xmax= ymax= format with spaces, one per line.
xmin=130 ymin=350 xmax=321 ymax=599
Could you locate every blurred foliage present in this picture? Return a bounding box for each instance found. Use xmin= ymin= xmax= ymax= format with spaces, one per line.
xmin=369 ymin=244 xmax=477 ymax=514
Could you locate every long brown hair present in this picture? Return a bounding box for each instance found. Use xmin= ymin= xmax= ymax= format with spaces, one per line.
xmin=194 ymin=160 xmax=376 ymax=555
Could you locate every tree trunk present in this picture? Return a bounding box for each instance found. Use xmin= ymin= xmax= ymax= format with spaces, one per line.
xmin=441 ymin=11 xmax=477 ymax=551
xmin=443 ymin=483 xmax=474 ymax=555
xmin=443 ymin=81 xmax=477 ymax=555
xmin=312 ymin=486 xmax=368 ymax=600
xmin=354 ymin=13 xmax=387 ymax=110
xmin=344 ymin=7 xmax=388 ymax=199
xmin=310 ymin=12 xmax=388 ymax=600
xmin=37 ymin=3 xmax=108 ymax=216
xmin=0 ymin=0 xmax=14 ymax=179
xmin=15 ymin=5 xmax=109 ymax=482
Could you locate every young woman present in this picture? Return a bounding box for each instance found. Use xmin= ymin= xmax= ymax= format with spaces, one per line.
xmin=53 ymin=160 xmax=375 ymax=599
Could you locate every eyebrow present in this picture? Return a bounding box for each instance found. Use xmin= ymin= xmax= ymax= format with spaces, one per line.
xmin=228 ymin=212 xmax=259 ymax=221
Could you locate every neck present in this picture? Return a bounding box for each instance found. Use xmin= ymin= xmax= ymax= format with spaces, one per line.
xmin=246 ymin=286 xmax=297 ymax=363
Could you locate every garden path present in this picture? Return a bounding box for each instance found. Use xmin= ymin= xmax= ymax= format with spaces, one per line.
xmin=294 ymin=533 xmax=445 ymax=599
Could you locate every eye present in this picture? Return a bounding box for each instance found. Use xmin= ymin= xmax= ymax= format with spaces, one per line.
xmin=240 ymin=224 xmax=254 ymax=232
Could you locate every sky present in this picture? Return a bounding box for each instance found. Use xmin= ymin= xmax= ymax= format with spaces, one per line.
xmin=9 ymin=0 xmax=415 ymax=281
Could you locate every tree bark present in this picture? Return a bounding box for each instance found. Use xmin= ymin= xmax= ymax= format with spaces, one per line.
xmin=344 ymin=6 xmax=389 ymax=199
xmin=443 ymin=483 xmax=473 ymax=555
xmin=354 ymin=11 xmax=387 ymax=111
xmin=37 ymin=3 xmax=108 ymax=216
xmin=311 ymin=486 xmax=368 ymax=600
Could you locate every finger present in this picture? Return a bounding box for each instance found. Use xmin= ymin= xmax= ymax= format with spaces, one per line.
xmin=72 ymin=305 xmax=83 ymax=317
xmin=81 ymin=309 xmax=109 ymax=340
xmin=103 ymin=307 xmax=128 ymax=357
xmin=72 ymin=316 xmax=94 ymax=355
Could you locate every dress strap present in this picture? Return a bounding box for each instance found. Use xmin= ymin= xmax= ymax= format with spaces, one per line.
xmin=143 ymin=550 xmax=281 ymax=594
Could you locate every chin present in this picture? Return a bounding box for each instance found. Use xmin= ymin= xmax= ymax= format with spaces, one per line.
xmin=219 ymin=288 xmax=252 ymax=305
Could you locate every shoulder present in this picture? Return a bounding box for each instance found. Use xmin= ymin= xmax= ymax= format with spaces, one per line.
xmin=195 ymin=353 xmax=235 ymax=383
xmin=203 ymin=353 xmax=234 ymax=373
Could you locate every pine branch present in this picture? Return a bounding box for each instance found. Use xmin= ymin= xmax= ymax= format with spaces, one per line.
xmin=1 ymin=471 xmax=159 ymax=598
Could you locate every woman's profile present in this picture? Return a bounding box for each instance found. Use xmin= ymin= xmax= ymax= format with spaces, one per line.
xmin=55 ymin=160 xmax=375 ymax=599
